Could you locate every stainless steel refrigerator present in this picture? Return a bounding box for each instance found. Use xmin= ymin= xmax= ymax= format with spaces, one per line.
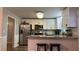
xmin=19 ymin=21 xmax=32 ymax=46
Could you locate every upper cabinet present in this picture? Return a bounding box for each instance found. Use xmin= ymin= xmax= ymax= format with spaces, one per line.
xmin=62 ymin=7 xmax=78 ymax=28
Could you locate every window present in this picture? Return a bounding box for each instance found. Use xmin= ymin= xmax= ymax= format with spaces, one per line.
xmin=57 ymin=17 xmax=63 ymax=29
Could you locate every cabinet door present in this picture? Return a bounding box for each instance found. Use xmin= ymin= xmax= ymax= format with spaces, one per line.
xmin=62 ymin=8 xmax=69 ymax=28
xmin=45 ymin=19 xmax=56 ymax=29
xmin=62 ymin=8 xmax=77 ymax=28
xmin=68 ymin=8 xmax=77 ymax=27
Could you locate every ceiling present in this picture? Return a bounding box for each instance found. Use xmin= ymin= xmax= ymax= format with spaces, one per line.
xmin=6 ymin=7 xmax=64 ymax=19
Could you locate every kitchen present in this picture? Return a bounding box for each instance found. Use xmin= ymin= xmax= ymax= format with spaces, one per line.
xmin=0 ymin=1 xmax=79 ymax=59
xmin=17 ymin=7 xmax=78 ymax=51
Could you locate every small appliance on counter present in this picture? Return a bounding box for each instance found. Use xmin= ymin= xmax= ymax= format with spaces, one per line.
xmin=66 ymin=29 xmax=72 ymax=37
xmin=54 ymin=29 xmax=61 ymax=35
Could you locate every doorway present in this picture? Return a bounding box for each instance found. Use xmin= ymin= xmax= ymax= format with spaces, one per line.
xmin=7 ymin=17 xmax=15 ymax=51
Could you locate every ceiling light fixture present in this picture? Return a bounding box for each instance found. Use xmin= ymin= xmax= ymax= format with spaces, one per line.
xmin=36 ymin=11 xmax=44 ymax=19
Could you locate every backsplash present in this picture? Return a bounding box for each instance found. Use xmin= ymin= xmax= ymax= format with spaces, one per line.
xmin=70 ymin=28 xmax=78 ymax=37
xmin=69 ymin=27 xmax=78 ymax=37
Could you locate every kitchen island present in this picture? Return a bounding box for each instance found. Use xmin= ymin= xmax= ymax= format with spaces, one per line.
xmin=27 ymin=35 xmax=78 ymax=51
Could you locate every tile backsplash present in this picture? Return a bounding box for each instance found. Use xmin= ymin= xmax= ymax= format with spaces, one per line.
xmin=72 ymin=28 xmax=78 ymax=37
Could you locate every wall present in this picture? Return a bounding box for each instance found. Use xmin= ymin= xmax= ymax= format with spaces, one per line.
xmin=77 ymin=10 xmax=79 ymax=50
xmin=78 ymin=16 xmax=79 ymax=50
xmin=2 ymin=8 xmax=21 ymax=51
xmin=22 ymin=19 xmax=56 ymax=29
xmin=0 ymin=7 xmax=3 ymax=50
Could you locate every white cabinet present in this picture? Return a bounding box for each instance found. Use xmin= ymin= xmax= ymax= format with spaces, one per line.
xmin=62 ymin=7 xmax=77 ymax=28
xmin=43 ymin=19 xmax=56 ymax=29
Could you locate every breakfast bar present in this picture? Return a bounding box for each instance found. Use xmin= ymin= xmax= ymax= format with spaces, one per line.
xmin=27 ymin=35 xmax=78 ymax=51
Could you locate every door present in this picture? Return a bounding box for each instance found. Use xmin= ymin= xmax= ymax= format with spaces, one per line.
xmin=7 ymin=17 xmax=14 ymax=51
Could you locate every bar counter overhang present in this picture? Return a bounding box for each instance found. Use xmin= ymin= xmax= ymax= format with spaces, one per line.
xmin=27 ymin=35 xmax=78 ymax=51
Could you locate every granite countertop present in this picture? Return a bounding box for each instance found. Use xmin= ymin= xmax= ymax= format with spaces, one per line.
xmin=28 ymin=35 xmax=78 ymax=39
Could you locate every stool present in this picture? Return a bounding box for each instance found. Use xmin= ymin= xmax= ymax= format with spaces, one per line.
xmin=50 ymin=44 xmax=60 ymax=51
xmin=37 ymin=43 xmax=47 ymax=51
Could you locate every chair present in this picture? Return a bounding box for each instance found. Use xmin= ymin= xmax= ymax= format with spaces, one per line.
xmin=37 ymin=43 xmax=47 ymax=51
xmin=50 ymin=44 xmax=60 ymax=51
